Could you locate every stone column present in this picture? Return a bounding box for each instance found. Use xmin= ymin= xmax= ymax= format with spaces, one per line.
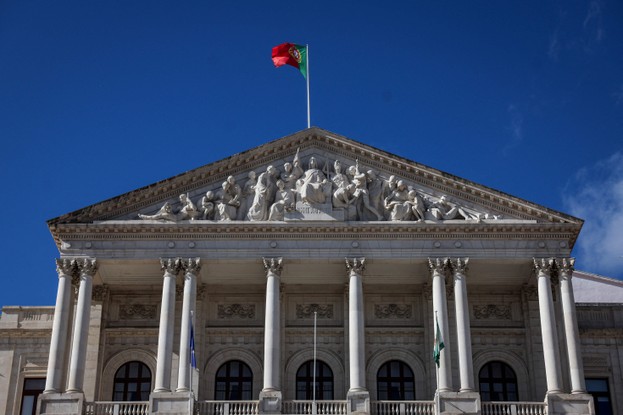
xmin=345 ymin=258 xmax=369 ymax=413
xmin=534 ymin=258 xmax=563 ymax=394
xmin=44 ymin=259 xmax=76 ymax=393
xmin=451 ymin=258 xmax=474 ymax=393
xmin=557 ymin=258 xmax=587 ymax=394
xmin=429 ymin=257 xmax=452 ymax=392
xmin=154 ymin=258 xmax=181 ymax=392
xmin=66 ymin=258 xmax=98 ymax=393
xmin=260 ymin=257 xmax=283 ymax=414
xmin=177 ymin=258 xmax=201 ymax=392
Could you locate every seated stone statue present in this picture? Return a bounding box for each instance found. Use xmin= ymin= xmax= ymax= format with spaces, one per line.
xmin=178 ymin=193 xmax=200 ymax=220
xmin=384 ymin=180 xmax=412 ymax=221
xmin=297 ymin=157 xmax=330 ymax=205
xmin=199 ymin=191 xmax=215 ymax=220
xmin=268 ymin=180 xmax=295 ymax=221
xmin=216 ymin=176 xmax=241 ymax=221
xmin=138 ymin=202 xmax=176 ymax=221
xmin=408 ymin=190 xmax=426 ymax=222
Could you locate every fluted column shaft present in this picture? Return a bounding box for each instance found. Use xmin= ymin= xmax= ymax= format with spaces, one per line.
xmin=534 ymin=258 xmax=563 ymax=394
xmin=66 ymin=258 xmax=98 ymax=393
xmin=429 ymin=258 xmax=452 ymax=392
xmin=177 ymin=258 xmax=201 ymax=392
xmin=154 ymin=258 xmax=180 ymax=392
xmin=452 ymin=258 xmax=474 ymax=392
xmin=558 ymin=258 xmax=587 ymax=394
xmin=44 ymin=259 xmax=76 ymax=393
xmin=262 ymin=257 xmax=283 ymax=392
xmin=346 ymin=258 xmax=366 ymax=392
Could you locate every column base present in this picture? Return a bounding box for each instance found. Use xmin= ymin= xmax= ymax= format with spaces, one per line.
xmin=259 ymin=389 xmax=282 ymax=414
xmin=149 ymin=391 xmax=194 ymax=415
xmin=435 ymin=391 xmax=481 ymax=415
xmin=347 ymin=389 xmax=370 ymax=415
xmin=36 ymin=392 xmax=84 ymax=415
xmin=545 ymin=393 xmax=595 ymax=415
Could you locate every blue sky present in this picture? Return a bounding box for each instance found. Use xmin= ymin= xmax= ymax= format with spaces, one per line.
xmin=1 ymin=1 xmax=622 ymax=308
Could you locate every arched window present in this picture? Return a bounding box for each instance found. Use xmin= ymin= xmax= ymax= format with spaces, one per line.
xmin=113 ymin=361 xmax=151 ymax=401
xmin=296 ymin=360 xmax=334 ymax=400
xmin=479 ymin=361 xmax=518 ymax=401
xmin=215 ymin=360 xmax=253 ymax=400
xmin=376 ymin=360 xmax=415 ymax=400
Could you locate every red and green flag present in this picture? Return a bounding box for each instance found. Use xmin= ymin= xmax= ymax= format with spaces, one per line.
xmin=272 ymin=43 xmax=307 ymax=79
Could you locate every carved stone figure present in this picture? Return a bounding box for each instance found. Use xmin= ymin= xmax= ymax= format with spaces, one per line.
xmin=366 ymin=170 xmax=385 ymax=215
xmin=331 ymin=160 xmax=349 ymax=190
xmin=247 ymin=165 xmax=278 ymax=221
xmin=333 ymin=183 xmax=357 ymax=209
xmin=408 ymin=190 xmax=426 ymax=222
xmin=199 ymin=191 xmax=215 ymax=220
xmin=429 ymin=196 xmax=475 ymax=221
xmin=350 ymin=161 xmax=383 ymax=220
xmin=178 ymin=193 xmax=200 ymax=220
xmin=384 ymin=180 xmax=412 ymax=221
xmin=138 ymin=202 xmax=176 ymax=221
xmin=236 ymin=171 xmax=257 ymax=220
xmin=298 ymin=157 xmax=330 ymax=205
xmin=216 ymin=176 xmax=241 ymax=221
xmin=268 ymin=180 xmax=295 ymax=221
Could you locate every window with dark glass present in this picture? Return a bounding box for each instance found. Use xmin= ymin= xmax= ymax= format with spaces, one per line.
xmin=586 ymin=378 xmax=613 ymax=415
xmin=376 ymin=360 xmax=415 ymax=400
xmin=113 ymin=361 xmax=151 ymax=401
xmin=296 ymin=360 xmax=334 ymax=400
xmin=215 ymin=360 xmax=253 ymax=400
xmin=478 ymin=361 xmax=517 ymax=401
xmin=20 ymin=378 xmax=45 ymax=415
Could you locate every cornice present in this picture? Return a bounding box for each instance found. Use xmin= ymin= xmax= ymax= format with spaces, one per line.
xmin=52 ymin=221 xmax=581 ymax=242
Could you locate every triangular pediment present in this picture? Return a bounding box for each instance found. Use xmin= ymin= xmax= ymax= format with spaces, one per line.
xmin=48 ymin=128 xmax=582 ymax=245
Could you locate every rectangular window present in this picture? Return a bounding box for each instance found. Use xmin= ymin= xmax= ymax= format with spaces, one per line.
xmin=20 ymin=378 xmax=46 ymax=415
xmin=585 ymin=378 xmax=613 ymax=415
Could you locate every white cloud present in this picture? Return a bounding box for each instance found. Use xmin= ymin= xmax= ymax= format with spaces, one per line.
xmin=563 ymin=152 xmax=623 ymax=278
xmin=503 ymin=104 xmax=523 ymax=156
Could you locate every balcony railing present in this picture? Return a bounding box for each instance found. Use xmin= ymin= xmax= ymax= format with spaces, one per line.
xmin=481 ymin=401 xmax=547 ymax=415
xmin=195 ymin=400 xmax=259 ymax=415
xmin=282 ymin=400 xmax=348 ymax=414
xmin=84 ymin=401 xmax=149 ymax=415
xmin=371 ymin=401 xmax=435 ymax=415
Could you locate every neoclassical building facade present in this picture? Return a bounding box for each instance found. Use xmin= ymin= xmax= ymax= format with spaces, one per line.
xmin=0 ymin=128 xmax=621 ymax=415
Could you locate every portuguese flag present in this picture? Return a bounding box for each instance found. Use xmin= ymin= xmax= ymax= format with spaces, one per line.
xmin=272 ymin=43 xmax=307 ymax=79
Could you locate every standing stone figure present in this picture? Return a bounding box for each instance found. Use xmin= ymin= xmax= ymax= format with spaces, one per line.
xmin=247 ymin=165 xmax=279 ymax=221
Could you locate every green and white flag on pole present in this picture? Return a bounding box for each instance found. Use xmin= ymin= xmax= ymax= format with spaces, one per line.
xmin=433 ymin=315 xmax=445 ymax=368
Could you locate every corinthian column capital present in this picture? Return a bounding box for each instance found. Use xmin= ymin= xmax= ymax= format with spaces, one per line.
xmin=345 ymin=257 xmax=366 ymax=276
xmin=263 ymin=257 xmax=283 ymax=276
xmin=160 ymin=258 xmax=181 ymax=275
xmin=55 ymin=258 xmax=77 ymax=277
xmin=556 ymin=257 xmax=575 ymax=279
xmin=181 ymin=258 xmax=201 ymax=275
xmin=533 ymin=258 xmax=555 ymax=277
xmin=428 ymin=257 xmax=449 ymax=277
xmin=76 ymin=258 xmax=98 ymax=277
xmin=450 ymin=258 xmax=469 ymax=276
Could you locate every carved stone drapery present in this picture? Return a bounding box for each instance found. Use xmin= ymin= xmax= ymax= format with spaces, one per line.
xmin=120 ymin=304 xmax=157 ymax=320
xmin=296 ymin=304 xmax=334 ymax=319
xmin=218 ymin=304 xmax=256 ymax=319
xmin=374 ymin=304 xmax=412 ymax=319
xmin=473 ymin=304 xmax=511 ymax=320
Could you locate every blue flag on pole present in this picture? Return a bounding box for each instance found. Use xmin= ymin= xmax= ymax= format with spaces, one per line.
xmin=190 ymin=315 xmax=197 ymax=370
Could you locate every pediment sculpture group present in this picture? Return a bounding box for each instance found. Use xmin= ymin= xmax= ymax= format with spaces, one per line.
xmin=139 ymin=151 xmax=496 ymax=222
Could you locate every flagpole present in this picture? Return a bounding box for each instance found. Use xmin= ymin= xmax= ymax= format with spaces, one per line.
xmin=312 ymin=311 xmax=317 ymax=412
xmin=306 ymin=44 xmax=311 ymax=128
